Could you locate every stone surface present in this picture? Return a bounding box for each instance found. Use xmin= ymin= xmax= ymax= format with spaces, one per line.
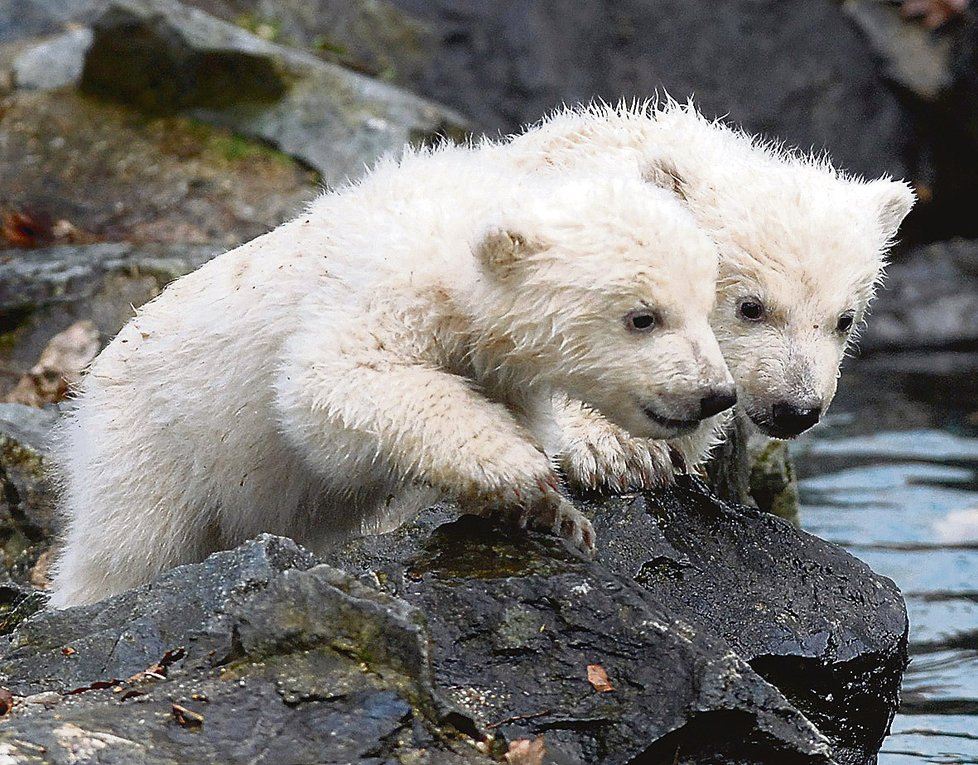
xmin=844 ymin=0 xmax=953 ymax=100
xmin=0 ymin=89 xmax=319 ymax=249
xmin=11 ymin=27 xmax=92 ymax=90
xmin=183 ymin=0 xmax=436 ymax=85
xmin=80 ymin=0 xmax=470 ymax=186
xmin=0 ymin=413 xmax=909 ymax=764
xmin=0 ymin=243 xmax=219 ymax=397
xmin=861 ymin=238 xmax=978 ymax=352
xmin=387 ymin=0 xmax=912 ymax=180
xmin=0 ymin=536 xmax=489 ymax=764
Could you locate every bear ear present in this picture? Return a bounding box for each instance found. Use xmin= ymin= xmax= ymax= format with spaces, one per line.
xmin=641 ymin=157 xmax=689 ymax=201
xmin=475 ymin=228 xmax=544 ymax=279
xmin=866 ymin=179 xmax=916 ymax=242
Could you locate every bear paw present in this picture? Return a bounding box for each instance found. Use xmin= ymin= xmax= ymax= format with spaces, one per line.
xmin=559 ymin=427 xmax=678 ymax=493
xmin=466 ymin=476 xmax=596 ymax=556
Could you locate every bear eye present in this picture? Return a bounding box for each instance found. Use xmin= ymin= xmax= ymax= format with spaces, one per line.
xmin=836 ymin=312 xmax=855 ymax=334
xmin=624 ymin=309 xmax=657 ymax=333
xmin=737 ymin=298 xmax=766 ymax=322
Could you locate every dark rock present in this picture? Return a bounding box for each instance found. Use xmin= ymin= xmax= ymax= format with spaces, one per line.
xmin=843 ymin=0 xmax=952 ymax=101
xmin=588 ymin=480 xmax=908 ymax=765
xmin=79 ymin=0 xmax=470 ymax=185
xmin=0 ymin=403 xmax=59 ymax=596
xmin=387 ymin=0 xmax=912 ymax=180
xmin=861 ymin=238 xmax=978 ymax=352
xmin=0 ymin=536 xmax=490 ymax=763
xmin=331 ymin=482 xmax=906 ymax=765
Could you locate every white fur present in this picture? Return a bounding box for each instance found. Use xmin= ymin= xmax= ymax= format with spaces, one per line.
xmin=49 ymin=143 xmax=731 ymax=607
xmin=488 ymin=99 xmax=915 ymax=489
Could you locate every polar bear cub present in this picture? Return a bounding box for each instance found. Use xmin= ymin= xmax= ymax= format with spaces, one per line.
xmin=494 ymin=101 xmax=915 ymax=490
xmin=49 ymin=145 xmax=734 ymax=607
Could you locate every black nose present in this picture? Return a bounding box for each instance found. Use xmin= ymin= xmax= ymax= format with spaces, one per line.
xmin=699 ymin=388 xmax=738 ymax=419
xmin=771 ymin=402 xmax=821 ymax=436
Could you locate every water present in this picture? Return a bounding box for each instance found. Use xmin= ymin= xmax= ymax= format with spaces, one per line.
xmin=792 ymin=355 xmax=978 ymax=763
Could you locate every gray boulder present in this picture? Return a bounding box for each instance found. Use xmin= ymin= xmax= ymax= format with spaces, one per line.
xmin=78 ymin=0 xmax=469 ymax=185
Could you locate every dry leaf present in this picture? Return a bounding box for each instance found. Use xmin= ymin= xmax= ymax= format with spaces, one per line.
xmin=0 ymin=687 xmax=13 ymax=716
xmin=7 ymin=320 xmax=99 ymax=407
xmin=504 ymin=736 xmax=546 ymax=765
xmin=901 ymin=0 xmax=968 ymax=28
xmin=587 ymin=663 xmax=614 ymax=693
xmin=61 ymin=646 xmax=77 ymax=657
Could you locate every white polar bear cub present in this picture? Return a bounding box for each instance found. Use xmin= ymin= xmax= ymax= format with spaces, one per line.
xmin=49 ymin=144 xmax=734 ymax=607
xmin=495 ymin=101 xmax=916 ymax=490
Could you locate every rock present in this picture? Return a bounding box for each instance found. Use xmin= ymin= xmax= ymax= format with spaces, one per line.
xmin=387 ymin=0 xmax=912 ymax=179
xmin=0 ymin=536 xmax=490 ymax=764
xmin=705 ymin=414 xmax=801 ymax=525
xmin=0 ymin=88 xmax=319 ymax=250
xmin=330 ymin=480 xmax=907 ymax=764
xmin=0 ymin=403 xmax=59 ymax=628
xmin=843 ymin=0 xmax=952 ymax=100
xmin=0 ymin=243 xmax=220 ymax=397
xmin=79 ymin=0 xmax=470 ymax=186
xmin=182 ymin=0 xmax=436 ymax=86
xmin=0 ymin=404 xmax=906 ymax=762
xmin=12 ymin=27 xmax=92 ymax=90
xmin=860 ymin=238 xmax=978 ymax=352
xmin=588 ymin=481 xmax=907 ymax=765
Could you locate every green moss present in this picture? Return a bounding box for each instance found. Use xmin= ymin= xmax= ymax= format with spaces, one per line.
xmin=233 ymin=13 xmax=281 ymax=42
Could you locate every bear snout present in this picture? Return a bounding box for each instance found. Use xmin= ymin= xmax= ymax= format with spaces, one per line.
xmin=769 ymin=402 xmax=822 ymax=438
xmin=699 ymin=388 xmax=737 ymax=419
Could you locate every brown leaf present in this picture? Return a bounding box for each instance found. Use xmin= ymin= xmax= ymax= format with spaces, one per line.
xmin=61 ymin=646 xmax=77 ymax=657
xmin=0 ymin=687 xmax=13 ymax=716
xmin=6 ymin=320 xmax=100 ymax=407
xmin=171 ymin=703 xmax=204 ymax=728
xmin=504 ymin=736 xmax=546 ymax=765
xmin=1 ymin=208 xmax=53 ymax=248
xmin=587 ymin=663 xmax=615 ymax=693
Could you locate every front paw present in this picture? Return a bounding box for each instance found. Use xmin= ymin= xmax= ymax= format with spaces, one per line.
xmin=559 ymin=429 xmax=678 ymax=493
xmin=464 ymin=477 xmax=596 ymax=556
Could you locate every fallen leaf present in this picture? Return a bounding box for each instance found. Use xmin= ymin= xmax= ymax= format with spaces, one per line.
xmin=1 ymin=208 xmax=53 ymax=248
xmin=587 ymin=663 xmax=615 ymax=693
xmin=901 ymin=0 xmax=968 ymax=28
xmin=504 ymin=736 xmax=546 ymax=765
xmin=0 ymin=687 xmax=13 ymax=716
xmin=171 ymin=702 xmax=204 ymax=728
xmin=61 ymin=646 xmax=77 ymax=657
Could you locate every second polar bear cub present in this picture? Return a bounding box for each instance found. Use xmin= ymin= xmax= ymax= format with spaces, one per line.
xmin=498 ymin=101 xmax=915 ymax=490
xmin=49 ymin=144 xmax=734 ymax=607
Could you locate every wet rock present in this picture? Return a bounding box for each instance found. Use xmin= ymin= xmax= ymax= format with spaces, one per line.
xmin=331 ymin=482 xmax=906 ymax=765
xmin=79 ymin=0 xmax=470 ymax=185
xmin=0 ymin=536 xmax=490 ymax=764
xmin=0 ymin=404 xmax=58 ymax=627
xmin=587 ymin=480 xmax=908 ymax=765
xmin=861 ymin=238 xmax=978 ymax=352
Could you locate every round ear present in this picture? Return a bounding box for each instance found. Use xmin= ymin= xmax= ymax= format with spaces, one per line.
xmin=475 ymin=228 xmax=544 ymax=280
xmin=640 ymin=157 xmax=689 ymax=201
xmin=867 ymin=179 xmax=916 ymax=242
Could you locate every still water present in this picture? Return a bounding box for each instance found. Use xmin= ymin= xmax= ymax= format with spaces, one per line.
xmin=792 ymin=355 xmax=978 ymax=764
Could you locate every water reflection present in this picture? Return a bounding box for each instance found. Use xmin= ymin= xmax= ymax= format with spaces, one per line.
xmin=793 ymin=419 xmax=978 ymax=764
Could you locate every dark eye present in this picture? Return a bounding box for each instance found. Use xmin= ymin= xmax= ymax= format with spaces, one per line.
xmin=836 ymin=313 xmax=855 ymax=334
xmin=624 ymin=310 xmax=657 ymax=333
xmin=738 ymin=299 xmax=765 ymax=322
